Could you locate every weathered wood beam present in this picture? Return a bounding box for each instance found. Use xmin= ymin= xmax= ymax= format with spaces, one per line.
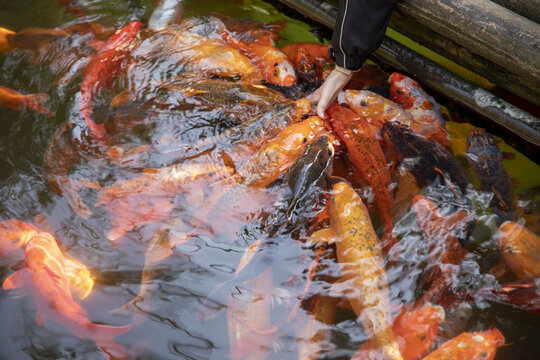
xmin=395 ymin=0 xmax=540 ymax=86
xmin=490 ymin=0 xmax=540 ymax=24
xmin=388 ymin=11 xmax=540 ymax=106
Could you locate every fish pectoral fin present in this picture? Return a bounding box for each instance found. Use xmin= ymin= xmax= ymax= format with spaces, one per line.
xmin=2 ymin=269 xmax=26 ymax=290
xmin=491 ymin=186 xmax=510 ymax=210
xmin=308 ymin=228 xmax=335 ymax=245
xmin=35 ymin=309 xmax=46 ymax=327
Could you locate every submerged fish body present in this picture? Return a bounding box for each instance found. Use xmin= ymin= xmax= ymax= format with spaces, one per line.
xmin=148 ymin=0 xmax=184 ymax=31
xmin=93 ymin=163 xmax=234 ymax=241
xmin=412 ymin=196 xmax=468 ymax=306
xmin=354 ymin=304 xmax=445 ymax=360
xmin=80 ymin=20 xmax=144 ymax=145
xmin=0 ymin=85 xmax=53 ymax=115
xmin=381 ymin=122 xmax=469 ymax=198
xmin=467 ymin=128 xmax=515 ymax=223
xmin=0 ymin=219 xmax=38 ymax=257
xmin=327 ymin=104 xmax=395 ymax=250
xmin=2 ymin=228 xmax=130 ymax=359
xmin=497 ymin=221 xmax=540 ymax=279
xmin=423 ymin=329 xmax=504 ymax=360
xmin=214 ymin=13 xmax=284 ymax=46
xmin=127 ymin=25 xmax=262 ymax=85
xmin=227 ymin=240 xmax=274 ymax=360
xmin=328 ymin=181 xmax=403 ymax=360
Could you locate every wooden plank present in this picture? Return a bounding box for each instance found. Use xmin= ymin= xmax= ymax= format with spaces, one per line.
xmin=388 ymin=12 xmax=540 ymax=106
xmin=490 ymin=0 xmax=540 ymax=24
xmin=395 ymin=0 xmax=540 ymax=86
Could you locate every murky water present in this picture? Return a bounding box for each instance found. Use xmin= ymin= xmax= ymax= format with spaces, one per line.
xmin=1 ymin=1 xmax=539 ymax=359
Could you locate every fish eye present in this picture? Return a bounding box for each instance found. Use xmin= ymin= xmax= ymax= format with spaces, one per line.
xmin=302 ymin=137 xmax=307 ymax=144
xmin=328 ymin=149 xmax=333 ymax=157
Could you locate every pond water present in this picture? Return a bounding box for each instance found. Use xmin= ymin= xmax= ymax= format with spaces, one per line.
xmin=0 ymin=1 xmax=539 ymax=359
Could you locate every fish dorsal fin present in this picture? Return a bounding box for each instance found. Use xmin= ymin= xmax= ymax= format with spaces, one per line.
xmin=2 ymin=269 xmax=26 ymax=290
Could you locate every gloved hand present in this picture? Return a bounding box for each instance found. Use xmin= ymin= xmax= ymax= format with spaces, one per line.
xmin=306 ymin=65 xmax=353 ymax=118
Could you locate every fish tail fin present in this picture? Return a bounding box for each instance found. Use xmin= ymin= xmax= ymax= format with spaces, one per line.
xmin=22 ymin=93 xmax=54 ymax=116
xmin=87 ymin=323 xmax=132 ymax=340
xmin=196 ymin=281 xmax=234 ymax=322
xmin=94 ymin=337 xmax=130 ymax=360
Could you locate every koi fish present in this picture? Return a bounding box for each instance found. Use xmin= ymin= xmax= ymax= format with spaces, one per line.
xmin=381 ymin=122 xmax=469 ymax=197
xmin=280 ymin=42 xmax=331 ymax=69
xmin=325 ymin=181 xmax=403 ymax=360
xmin=389 ymin=73 xmax=446 ymax=127
xmin=86 ymin=163 xmax=234 ymax=241
xmin=391 ymin=169 xmax=420 ymax=222
xmin=327 ymin=104 xmax=395 ymax=251
xmin=220 ymin=30 xmax=296 ymax=86
xmin=422 ymin=329 xmax=504 ymax=360
xmin=497 ymin=221 xmax=540 ymax=279
xmin=354 ymin=304 xmax=445 ymax=360
xmin=467 ymin=128 xmax=515 ymax=223
xmin=412 ymin=196 xmax=470 ymax=307
xmin=214 ymin=13 xmax=285 ymax=46
xmin=0 ymin=85 xmax=53 ymax=116
xmin=80 ymin=20 xmax=143 ymax=145
xmin=442 ymin=276 xmax=540 ymax=315
xmin=5 ymin=27 xmax=70 ymax=51
xmin=297 ymin=229 xmax=339 ymax=360
xmin=2 ymin=229 xmax=131 ymax=360
xmin=127 ymin=26 xmax=262 ymax=85
xmin=0 ymin=26 xmax=14 ymax=52
xmin=227 ymin=240 xmax=275 ymax=360
xmin=0 ymin=219 xmax=38 ymax=257
xmin=338 ymin=90 xmax=450 ymax=149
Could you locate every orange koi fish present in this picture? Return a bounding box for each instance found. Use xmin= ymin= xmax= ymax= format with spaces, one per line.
xmin=0 ymin=26 xmax=14 ymax=52
xmin=0 ymin=219 xmax=38 ymax=257
xmin=2 ymin=229 xmax=130 ymax=360
xmin=412 ymin=196 xmax=468 ymax=307
xmin=390 ymin=169 xmax=420 ymax=222
xmin=221 ymin=30 xmax=296 ymax=86
xmin=227 ymin=240 xmax=275 ymax=360
xmin=326 ymin=181 xmax=403 ymax=360
xmin=214 ymin=13 xmax=285 ymax=46
xmin=80 ymin=21 xmax=143 ymax=145
xmin=5 ymin=27 xmax=70 ymax=51
xmin=389 ymin=73 xmax=450 ymax=148
xmin=327 ymin=104 xmax=395 ymax=251
xmin=338 ymin=89 xmax=450 ymax=149
xmin=127 ymin=27 xmax=262 ymax=86
xmin=497 ymin=221 xmax=540 ymax=279
xmin=354 ymin=304 xmax=445 ymax=360
xmin=422 ymin=329 xmax=504 ymax=360
xmin=0 ymin=85 xmax=53 ymax=116
xmin=281 ymin=42 xmax=331 ymax=69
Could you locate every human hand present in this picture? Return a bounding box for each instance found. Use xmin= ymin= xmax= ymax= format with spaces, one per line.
xmin=306 ymin=66 xmax=353 ymax=118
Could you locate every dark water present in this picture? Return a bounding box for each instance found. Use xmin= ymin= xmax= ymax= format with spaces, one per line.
xmin=1 ymin=1 xmax=539 ymax=359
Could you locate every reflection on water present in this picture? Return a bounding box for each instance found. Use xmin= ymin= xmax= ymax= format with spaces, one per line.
xmin=1 ymin=0 xmax=540 ymax=359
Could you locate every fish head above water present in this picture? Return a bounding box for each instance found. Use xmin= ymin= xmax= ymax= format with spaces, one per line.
xmin=466 ymin=128 xmax=503 ymax=166
xmin=284 ymin=133 xmax=335 ymax=222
